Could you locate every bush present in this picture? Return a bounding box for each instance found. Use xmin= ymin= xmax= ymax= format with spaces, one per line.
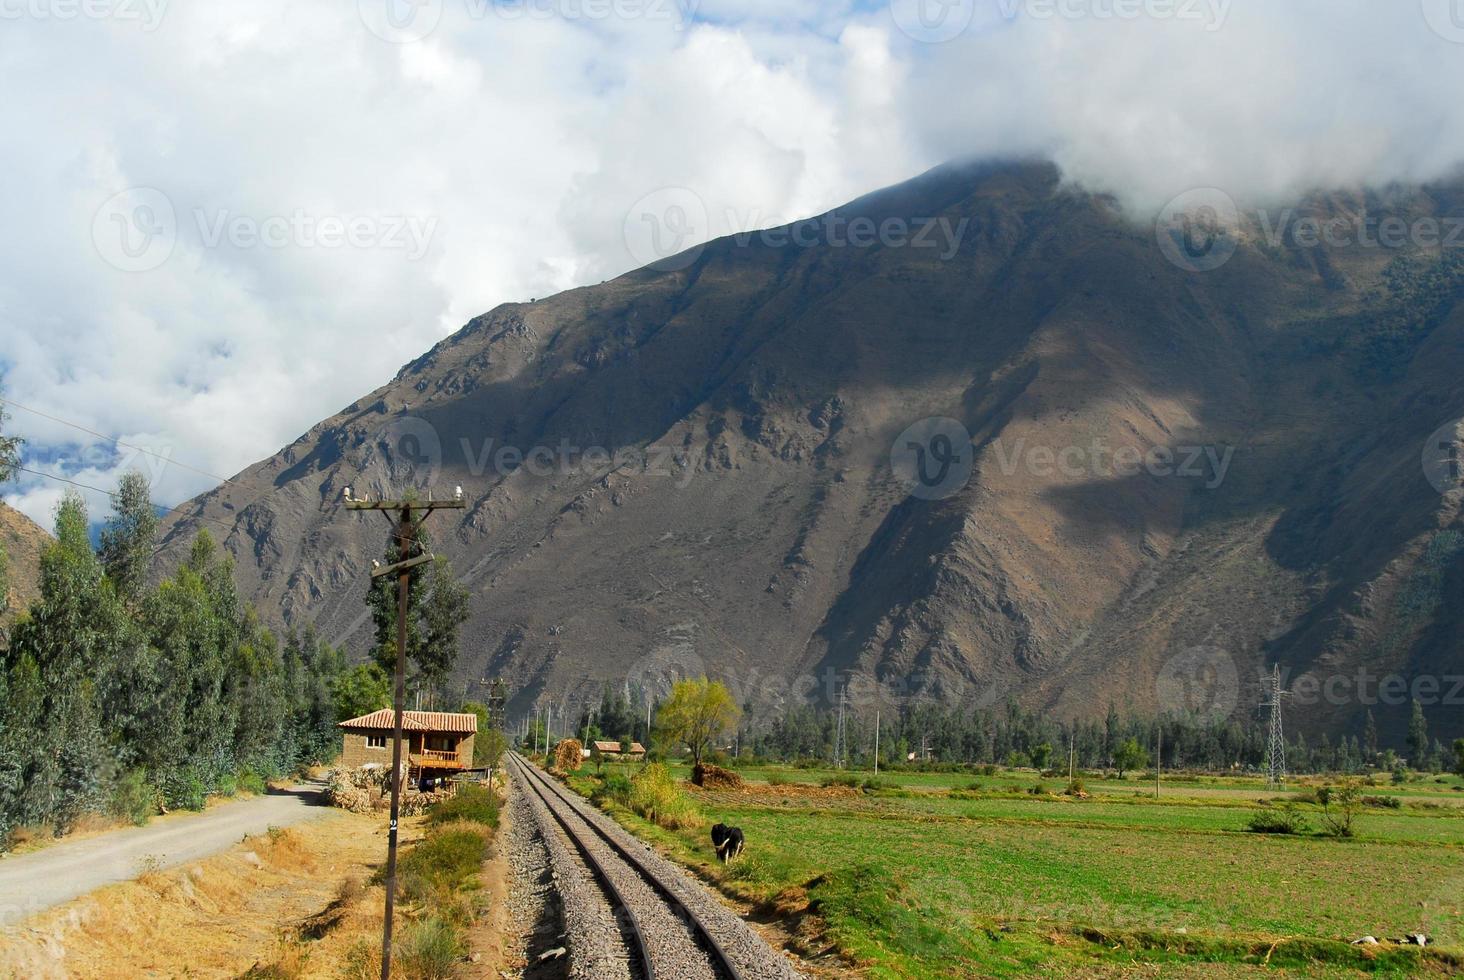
xmin=594 ymin=773 xmax=632 ymax=807
xmin=238 ymin=768 xmax=268 ymax=795
xmin=396 ymin=915 xmax=462 ymax=979
xmin=1319 ymin=780 xmax=1364 ymax=838
xmin=428 ymin=785 xmax=499 ymax=828
xmin=627 ymin=763 xmax=703 ymax=830
xmin=1363 ymin=794 xmax=1402 ymax=809
xmin=1246 ymin=805 xmax=1310 ymax=835
xmin=821 ymin=773 xmax=861 ymax=789
xmin=109 ymin=770 xmax=158 ymax=827
xmin=1064 ymin=778 xmax=1086 ymax=797
xmin=400 ymin=829 xmax=487 ymax=901
xmin=765 ymin=770 xmax=790 ymax=787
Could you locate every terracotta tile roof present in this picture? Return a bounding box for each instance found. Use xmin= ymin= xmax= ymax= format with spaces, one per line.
xmin=338 ymin=709 xmax=479 ymax=734
xmin=592 ymin=740 xmax=646 ymax=753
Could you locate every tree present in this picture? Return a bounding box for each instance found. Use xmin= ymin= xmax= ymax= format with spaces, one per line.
xmin=655 ymin=677 xmax=740 ymax=767
xmin=333 ymin=662 xmax=392 ymax=722
xmin=1363 ymin=710 xmax=1379 ymax=763
xmin=0 ymin=393 xmax=21 ymax=482
xmin=367 ymin=528 xmax=469 ymax=707
xmin=415 ymin=556 xmax=470 ymax=704
xmin=1113 ymin=737 xmax=1149 ymax=779
xmin=1406 ymin=700 xmax=1429 ymax=767
xmin=98 ymin=471 xmax=159 ymax=604
xmin=1318 ymin=779 xmax=1363 ymax=838
xmin=0 ymin=541 xmax=10 ymax=644
xmin=1454 ymin=738 xmax=1464 ymax=778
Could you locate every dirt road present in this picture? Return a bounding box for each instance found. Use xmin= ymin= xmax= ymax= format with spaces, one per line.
xmin=0 ymin=785 xmax=328 ymax=928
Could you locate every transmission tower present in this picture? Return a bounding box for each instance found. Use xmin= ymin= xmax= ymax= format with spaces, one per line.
xmin=834 ymin=684 xmax=848 ymax=769
xmin=1262 ymin=665 xmax=1289 ymax=789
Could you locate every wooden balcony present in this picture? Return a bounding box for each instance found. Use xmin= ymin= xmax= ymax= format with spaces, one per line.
xmin=411 ymin=748 xmax=467 ymax=769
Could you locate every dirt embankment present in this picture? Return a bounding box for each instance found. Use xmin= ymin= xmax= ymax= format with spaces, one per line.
xmin=0 ymin=810 xmax=393 ymax=978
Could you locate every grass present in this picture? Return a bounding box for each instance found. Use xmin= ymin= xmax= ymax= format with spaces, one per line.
xmin=567 ymin=763 xmax=1464 ymax=977
xmin=427 ymin=784 xmax=500 ymax=829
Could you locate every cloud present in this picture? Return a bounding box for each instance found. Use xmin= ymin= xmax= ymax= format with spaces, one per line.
xmin=1 ymin=1 xmax=1461 ymax=530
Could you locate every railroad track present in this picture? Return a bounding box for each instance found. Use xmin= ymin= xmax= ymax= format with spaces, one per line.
xmin=507 ymin=752 xmax=804 ymax=980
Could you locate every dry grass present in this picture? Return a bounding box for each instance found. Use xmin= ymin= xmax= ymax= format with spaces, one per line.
xmin=0 ymin=812 xmax=393 ymax=979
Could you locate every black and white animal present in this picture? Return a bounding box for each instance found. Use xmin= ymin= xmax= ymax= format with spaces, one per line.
xmin=710 ymin=822 xmax=745 ymax=863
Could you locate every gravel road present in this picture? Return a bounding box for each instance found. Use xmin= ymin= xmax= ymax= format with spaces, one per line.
xmin=0 ymin=785 xmax=329 ymax=928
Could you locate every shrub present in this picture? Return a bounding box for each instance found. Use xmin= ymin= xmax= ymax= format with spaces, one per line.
xmin=862 ymin=777 xmax=892 ymax=792
xmin=765 ymin=770 xmax=790 ymax=787
xmin=396 ymin=916 xmax=463 ymax=980
xmin=1246 ymin=805 xmax=1310 ymax=835
xmin=400 ymin=829 xmax=487 ymax=901
xmin=110 ymin=770 xmax=158 ymax=827
xmin=238 ymin=768 xmax=268 ymax=795
xmin=594 ymin=773 xmax=632 ymax=807
xmin=627 ymin=763 xmax=703 ymax=830
xmin=1028 ymin=782 xmax=1048 ymax=796
xmin=1363 ymin=794 xmax=1402 ymax=809
xmin=1318 ymin=779 xmax=1364 ymax=838
xmin=1064 ymin=778 xmax=1086 ymax=797
xmin=821 ymin=773 xmax=861 ymax=789
xmin=340 ymin=939 xmax=380 ymax=980
xmin=428 ymin=785 xmax=499 ymax=828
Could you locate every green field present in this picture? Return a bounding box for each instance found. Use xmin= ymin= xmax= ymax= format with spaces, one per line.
xmin=567 ymin=762 xmax=1464 ymax=977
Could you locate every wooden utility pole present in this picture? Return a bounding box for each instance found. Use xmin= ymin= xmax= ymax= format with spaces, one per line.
xmin=345 ymin=488 xmax=464 ymax=980
xmin=1155 ymin=727 xmax=1162 ymax=799
xmin=874 ymin=710 xmax=880 ymax=775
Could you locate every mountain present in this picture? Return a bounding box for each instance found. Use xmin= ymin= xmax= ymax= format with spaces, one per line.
xmin=157 ymin=160 xmax=1464 ymax=743
xmin=1 ymin=500 xmax=50 ymax=620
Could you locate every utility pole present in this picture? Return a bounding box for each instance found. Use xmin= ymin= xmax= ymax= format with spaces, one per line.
xmin=834 ymin=683 xmax=847 ymax=769
xmin=874 ymin=709 xmax=880 ymax=775
xmin=1155 ymin=726 xmax=1162 ymax=799
xmin=345 ymin=486 xmax=464 ymax=980
xmin=1263 ymin=664 xmax=1289 ymax=789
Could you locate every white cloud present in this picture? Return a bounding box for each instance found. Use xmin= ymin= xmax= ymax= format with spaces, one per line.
xmin=2 ymin=1 xmax=1462 ymax=530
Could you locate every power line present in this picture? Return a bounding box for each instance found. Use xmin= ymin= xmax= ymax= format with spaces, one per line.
xmin=0 ymin=396 xmax=235 ymax=486
xmin=11 ymin=464 xmax=241 ymax=534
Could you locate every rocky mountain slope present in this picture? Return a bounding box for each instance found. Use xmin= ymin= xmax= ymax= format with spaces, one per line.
xmin=1 ymin=500 xmax=50 ymax=620
xmin=158 ymin=161 xmax=1464 ymax=742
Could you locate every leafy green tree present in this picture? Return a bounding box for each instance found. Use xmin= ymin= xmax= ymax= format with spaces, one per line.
xmin=1406 ymin=700 xmax=1429 ymax=767
xmin=1113 ymin=737 xmax=1149 ymax=779
xmin=416 ymin=556 xmax=470 ymax=704
xmin=99 ymin=471 xmax=159 ymax=604
xmin=1363 ymin=710 xmax=1379 ymax=763
xmin=333 ymin=662 xmax=392 ymax=722
xmin=7 ymin=494 xmax=115 ymax=829
xmin=0 ymin=394 xmax=20 ymax=482
xmin=367 ymin=527 xmax=470 ymax=707
xmin=0 ymin=541 xmax=10 ymax=644
xmin=654 ymin=677 xmax=740 ymax=767
xmin=1454 ymin=738 xmax=1464 ymax=778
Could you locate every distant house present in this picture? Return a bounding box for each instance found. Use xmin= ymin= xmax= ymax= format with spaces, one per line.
xmin=592 ymin=740 xmax=647 ymax=761
xmin=339 ymin=709 xmax=478 ymax=775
